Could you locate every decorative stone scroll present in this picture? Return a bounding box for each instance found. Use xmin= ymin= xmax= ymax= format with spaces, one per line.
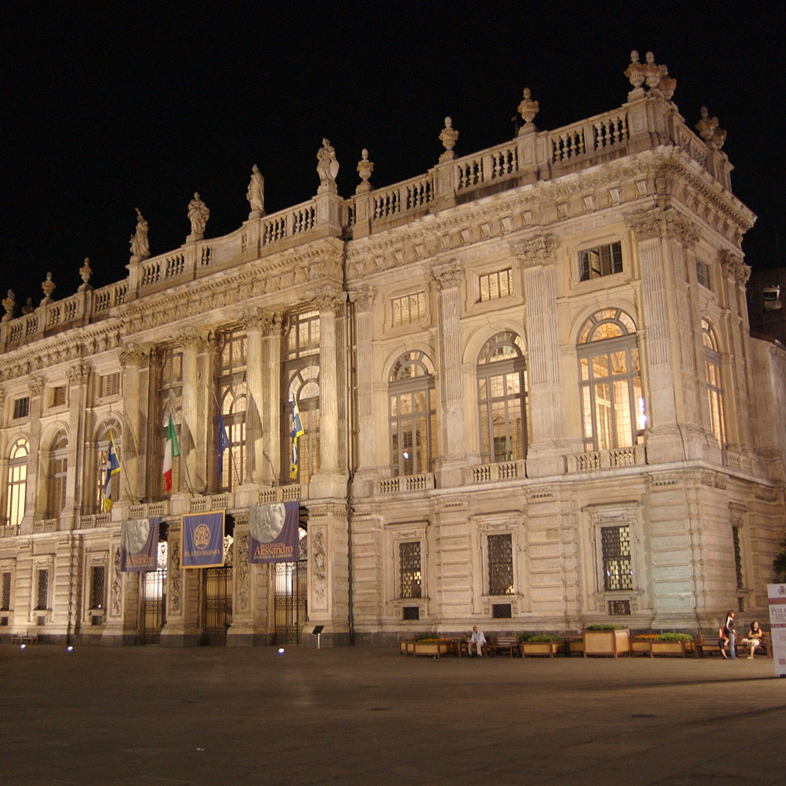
xmin=720 ymin=250 xmax=751 ymax=286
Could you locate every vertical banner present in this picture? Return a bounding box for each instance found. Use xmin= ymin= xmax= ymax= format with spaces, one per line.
xmin=181 ymin=511 xmax=225 ymax=568
xmin=249 ymin=502 xmax=299 ymax=563
xmin=120 ymin=517 xmax=160 ymax=572
xmin=767 ymin=584 xmax=786 ymax=677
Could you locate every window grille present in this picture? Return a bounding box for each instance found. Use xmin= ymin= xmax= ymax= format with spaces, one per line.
xmin=101 ymin=372 xmax=121 ymax=397
xmin=608 ymin=599 xmax=631 ymax=615
xmin=90 ymin=566 xmax=106 ymax=610
xmin=392 ymin=292 xmax=425 ymax=326
xmin=1 ymin=572 xmax=10 ymax=611
xmin=579 ymin=241 xmax=622 ymax=281
xmin=732 ymin=526 xmax=744 ymax=589
xmin=403 ymin=606 xmax=420 ymax=620
xmin=13 ymin=397 xmax=29 ymax=419
xmin=399 ymin=541 xmax=422 ymax=599
xmin=36 ymin=569 xmax=49 ymax=611
xmin=479 ymin=268 xmax=513 ymax=302
xmin=601 ymin=526 xmax=634 ymax=591
xmin=492 ymin=603 xmax=512 ymax=618
xmin=487 ymin=533 xmax=514 ymax=595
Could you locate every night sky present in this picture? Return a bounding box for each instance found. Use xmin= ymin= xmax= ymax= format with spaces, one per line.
xmin=2 ymin=4 xmax=782 ymax=308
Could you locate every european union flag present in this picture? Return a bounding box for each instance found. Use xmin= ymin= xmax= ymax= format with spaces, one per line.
xmin=217 ymin=409 xmax=231 ymax=480
xmin=291 ymin=396 xmax=304 ymax=480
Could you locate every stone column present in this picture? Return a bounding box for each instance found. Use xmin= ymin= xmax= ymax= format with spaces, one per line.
xmin=227 ymin=515 xmax=254 ymax=646
xmin=244 ymin=311 xmax=266 ymax=485
xmin=119 ymin=344 xmax=148 ymax=504
xmin=348 ymin=287 xmax=377 ymax=495
xmin=310 ymin=290 xmax=347 ymax=500
xmin=264 ymin=313 xmax=283 ymax=485
xmin=65 ymin=364 xmax=90 ymax=529
xmin=515 ymin=237 xmax=567 ymax=476
xmin=178 ymin=329 xmax=202 ymax=494
xmin=433 ymin=261 xmax=466 ymax=488
xmin=160 ymin=524 xmax=202 ymax=646
xmin=627 ymin=209 xmax=681 ymax=463
xmin=24 ymin=377 xmax=44 ymax=530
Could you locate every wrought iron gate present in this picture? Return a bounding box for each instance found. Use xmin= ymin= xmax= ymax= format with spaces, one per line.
xmin=142 ymin=569 xmax=166 ymax=644
xmin=273 ymin=559 xmax=307 ymax=645
xmin=203 ymin=567 xmax=233 ymax=645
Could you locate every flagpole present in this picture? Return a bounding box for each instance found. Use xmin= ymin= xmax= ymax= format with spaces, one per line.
xmin=212 ymin=390 xmax=242 ymax=485
xmin=111 ymin=429 xmax=139 ymax=506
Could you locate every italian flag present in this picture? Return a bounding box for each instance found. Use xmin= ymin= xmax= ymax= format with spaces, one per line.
xmin=163 ymin=414 xmax=180 ymax=492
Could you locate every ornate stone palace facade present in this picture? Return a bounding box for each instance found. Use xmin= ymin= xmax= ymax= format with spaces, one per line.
xmin=1 ymin=54 xmax=784 ymax=646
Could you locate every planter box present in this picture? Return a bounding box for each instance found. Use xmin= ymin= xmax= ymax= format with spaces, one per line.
xmin=413 ymin=640 xmax=456 ymax=658
xmin=632 ymin=639 xmax=695 ymax=657
xmin=521 ymin=640 xmax=566 ymax=658
xmin=583 ymin=629 xmax=630 ymax=657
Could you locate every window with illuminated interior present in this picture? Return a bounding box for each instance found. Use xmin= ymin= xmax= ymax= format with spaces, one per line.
xmin=48 ymin=431 xmax=68 ymax=517
xmin=5 ymin=438 xmax=29 ymax=527
xmin=217 ymin=327 xmax=247 ymax=491
xmin=388 ymin=351 xmax=436 ymax=477
xmin=702 ymin=318 xmax=726 ymax=447
xmin=577 ymin=309 xmax=643 ymax=452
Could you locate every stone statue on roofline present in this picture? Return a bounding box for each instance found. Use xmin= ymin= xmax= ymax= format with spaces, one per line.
xmin=439 ymin=117 xmax=459 ymax=162
xmin=316 ymin=139 xmax=339 ymax=194
xmin=130 ymin=208 xmax=150 ymax=261
xmin=187 ymin=192 xmax=210 ymax=240
xmin=247 ymin=164 xmax=265 ymax=217
xmin=2 ymin=290 xmax=15 ymax=322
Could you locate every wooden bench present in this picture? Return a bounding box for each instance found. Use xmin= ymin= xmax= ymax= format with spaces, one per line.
xmin=11 ymin=630 xmax=38 ymax=645
xmin=487 ymin=635 xmax=521 ymax=658
xmin=695 ymin=630 xmax=772 ymax=658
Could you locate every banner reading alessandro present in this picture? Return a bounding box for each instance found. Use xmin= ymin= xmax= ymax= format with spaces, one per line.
xmin=249 ymin=502 xmax=299 ymax=563
xmin=120 ymin=517 xmax=160 ymax=572
xmin=181 ymin=511 xmax=225 ymax=568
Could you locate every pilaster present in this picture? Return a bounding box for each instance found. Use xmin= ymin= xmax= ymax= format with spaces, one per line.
xmin=119 ymin=344 xmax=148 ymax=503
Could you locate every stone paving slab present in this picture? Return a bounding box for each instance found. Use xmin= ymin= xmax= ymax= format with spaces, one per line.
xmin=1 ymin=644 xmax=784 ymax=785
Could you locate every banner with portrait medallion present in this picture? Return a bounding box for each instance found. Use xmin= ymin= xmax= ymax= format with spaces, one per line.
xmin=249 ymin=502 xmax=299 ymax=563
xmin=181 ymin=511 xmax=225 ymax=568
xmin=120 ymin=517 xmax=160 ymax=572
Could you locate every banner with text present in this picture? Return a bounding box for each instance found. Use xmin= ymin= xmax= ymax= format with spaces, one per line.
xmin=120 ymin=518 xmax=160 ymax=572
xmin=181 ymin=511 xmax=225 ymax=568
xmin=767 ymin=583 xmax=786 ymax=677
xmin=249 ymin=502 xmax=299 ymax=564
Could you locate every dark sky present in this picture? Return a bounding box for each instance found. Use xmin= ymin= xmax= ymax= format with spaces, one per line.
xmin=1 ymin=3 xmax=782 ymax=308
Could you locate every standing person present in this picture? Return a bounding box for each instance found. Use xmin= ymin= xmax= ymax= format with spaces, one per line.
xmin=468 ymin=626 xmax=486 ymax=657
xmin=741 ymin=620 xmax=763 ymax=659
xmin=724 ymin=610 xmax=737 ymax=660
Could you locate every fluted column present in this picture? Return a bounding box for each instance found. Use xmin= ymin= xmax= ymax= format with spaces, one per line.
xmin=24 ymin=377 xmax=44 ymax=530
xmin=433 ymin=261 xmax=465 ymax=488
xmin=178 ymin=329 xmax=203 ymax=494
xmin=348 ymin=287 xmax=376 ymax=494
xmin=119 ymin=344 xmax=148 ymax=503
xmin=244 ymin=310 xmax=265 ymax=485
xmin=65 ymin=364 xmax=90 ymax=529
xmin=264 ymin=313 xmax=283 ymax=485
xmin=515 ymin=237 xmax=567 ymax=477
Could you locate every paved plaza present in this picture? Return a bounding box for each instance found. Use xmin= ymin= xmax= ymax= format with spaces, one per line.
xmin=1 ymin=643 xmax=784 ymax=785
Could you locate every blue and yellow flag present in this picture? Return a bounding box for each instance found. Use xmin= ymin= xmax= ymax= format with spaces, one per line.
xmin=216 ymin=408 xmax=231 ymax=480
xmin=103 ymin=433 xmax=120 ymax=511
xmin=291 ymin=396 xmax=304 ymax=479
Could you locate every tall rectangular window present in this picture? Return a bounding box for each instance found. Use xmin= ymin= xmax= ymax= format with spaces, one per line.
xmin=101 ymin=372 xmax=121 ymax=398
xmin=487 ymin=533 xmax=514 ymax=596
xmin=696 ymin=260 xmax=711 ymax=289
xmin=1 ymin=572 xmax=10 ymax=611
xmin=13 ymin=397 xmax=29 ymax=419
xmin=90 ymin=566 xmax=106 ymax=610
xmin=579 ymin=241 xmax=622 ymax=281
xmin=50 ymin=386 xmax=66 ymax=407
xmin=392 ymin=292 xmax=426 ymax=326
xmin=399 ymin=542 xmax=422 ymax=599
xmin=732 ymin=526 xmax=744 ymax=589
xmin=601 ymin=525 xmax=634 ymax=591
xmin=217 ymin=328 xmax=248 ymax=492
xmin=479 ymin=269 xmax=513 ymax=302
xmin=36 ymin=569 xmax=49 ymax=610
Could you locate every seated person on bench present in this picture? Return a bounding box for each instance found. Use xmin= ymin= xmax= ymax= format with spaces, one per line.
xmin=468 ymin=626 xmax=487 ymax=657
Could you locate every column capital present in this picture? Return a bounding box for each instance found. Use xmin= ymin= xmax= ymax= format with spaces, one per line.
xmin=510 ymin=236 xmax=557 ymax=268
xmin=348 ymin=286 xmax=376 ymax=312
xmin=720 ymin=250 xmax=751 ymax=285
xmin=176 ymin=327 xmax=207 ymax=351
xmin=432 ymin=259 xmax=462 ymax=290
xmin=242 ymin=308 xmax=269 ymax=334
xmin=66 ymin=364 xmax=89 ymax=384
xmin=119 ymin=342 xmax=149 ymax=368
xmin=626 ymin=207 xmax=700 ymax=247
xmin=313 ymin=286 xmax=345 ymax=314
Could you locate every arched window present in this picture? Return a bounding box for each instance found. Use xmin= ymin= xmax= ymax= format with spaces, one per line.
xmin=157 ymin=347 xmax=183 ymax=495
xmin=48 ymin=431 xmax=68 ymax=517
xmin=388 ymin=351 xmax=436 ymax=476
xmin=702 ymin=318 xmax=726 ymax=446
xmin=577 ymin=309 xmax=642 ymax=451
xmin=95 ymin=422 xmax=121 ymax=512
xmin=5 ymin=438 xmax=29 ymax=527
xmin=477 ymin=332 xmax=528 ymax=464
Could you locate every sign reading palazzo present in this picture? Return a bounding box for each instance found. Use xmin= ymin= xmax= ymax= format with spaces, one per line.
xmin=120 ymin=518 xmax=160 ymax=572
xmin=249 ymin=502 xmax=299 ymax=564
xmin=181 ymin=511 xmax=225 ymax=568
xmin=767 ymin=583 xmax=786 ymax=678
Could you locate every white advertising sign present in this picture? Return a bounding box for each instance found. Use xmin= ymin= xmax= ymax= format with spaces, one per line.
xmin=767 ymin=584 xmax=786 ymax=678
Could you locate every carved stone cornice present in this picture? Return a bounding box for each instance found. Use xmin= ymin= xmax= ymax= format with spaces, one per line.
xmin=510 ymin=236 xmax=557 ymax=268
xmin=720 ymin=250 xmax=751 ymax=286
xmin=432 ymin=260 xmax=462 ymax=290
xmin=119 ymin=343 xmax=148 ymax=368
xmin=348 ymin=286 xmax=376 ymax=312
xmin=28 ymin=377 xmax=44 ymax=397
